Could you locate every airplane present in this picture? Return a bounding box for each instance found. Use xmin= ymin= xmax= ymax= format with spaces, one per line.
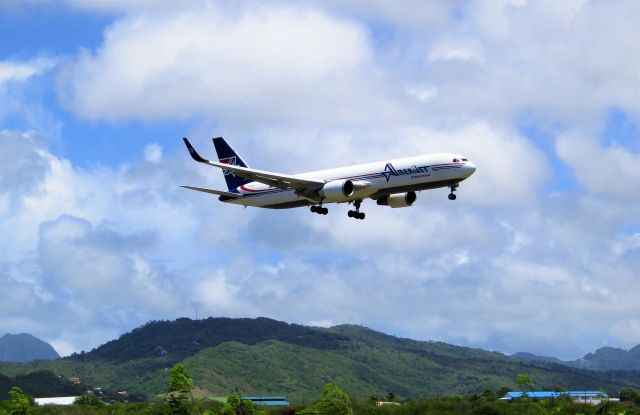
xmin=182 ymin=137 xmax=476 ymax=219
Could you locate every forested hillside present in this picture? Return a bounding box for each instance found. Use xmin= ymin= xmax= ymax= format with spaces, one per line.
xmin=0 ymin=318 xmax=639 ymax=402
xmin=0 ymin=371 xmax=82 ymax=400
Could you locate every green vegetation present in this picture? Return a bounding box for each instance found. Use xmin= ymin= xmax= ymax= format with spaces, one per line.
xmin=300 ymin=382 xmax=353 ymax=415
xmin=215 ymin=391 xmax=258 ymax=415
xmin=165 ymin=364 xmax=201 ymax=415
xmin=1 ymin=379 xmax=640 ymax=415
xmin=0 ymin=318 xmax=639 ymax=402
xmin=3 ymin=387 xmax=34 ymax=415
xmin=516 ymin=374 xmax=533 ymax=395
xmin=0 ymin=372 xmax=83 ymax=400
xmin=620 ymin=387 xmax=640 ymax=405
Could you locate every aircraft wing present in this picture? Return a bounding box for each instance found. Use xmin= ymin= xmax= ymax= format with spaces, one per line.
xmin=180 ymin=185 xmax=243 ymax=198
xmin=183 ymin=138 xmax=325 ymax=196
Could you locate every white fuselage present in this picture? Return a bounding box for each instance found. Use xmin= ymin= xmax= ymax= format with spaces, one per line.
xmin=225 ymin=153 xmax=476 ymax=209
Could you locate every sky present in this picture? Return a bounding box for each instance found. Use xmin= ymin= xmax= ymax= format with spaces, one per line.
xmin=0 ymin=0 xmax=639 ymax=360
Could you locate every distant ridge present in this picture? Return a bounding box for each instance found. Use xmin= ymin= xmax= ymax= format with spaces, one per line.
xmin=0 ymin=333 xmax=59 ymax=363
xmin=513 ymin=344 xmax=640 ymax=371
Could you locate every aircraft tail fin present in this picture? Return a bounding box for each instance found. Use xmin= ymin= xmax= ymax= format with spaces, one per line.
xmin=212 ymin=137 xmax=252 ymax=191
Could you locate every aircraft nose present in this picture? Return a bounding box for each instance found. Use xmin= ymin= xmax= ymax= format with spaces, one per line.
xmin=466 ymin=161 xmax=477 ymax=175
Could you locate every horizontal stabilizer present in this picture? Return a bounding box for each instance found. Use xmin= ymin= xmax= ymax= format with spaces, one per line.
xmin=181 ymin=185 xmax=242 ymax=198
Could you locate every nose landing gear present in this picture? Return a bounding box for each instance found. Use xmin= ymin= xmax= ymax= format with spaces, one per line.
xmin=448 ymin=183 xmax=458 ymax=200
xmin=310 ymin=205 xmax=328 ymax=215
xmin=348 ymin=200 xmax=365 ymax=220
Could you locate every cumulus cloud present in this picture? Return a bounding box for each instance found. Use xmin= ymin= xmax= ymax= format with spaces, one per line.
xmin=556 ymin=130 xmax=640 ymax=200
xmin=57 ymin=4 xmax=401 ymax=126
xmin=0 ymin=132 xmax=227 ymax=352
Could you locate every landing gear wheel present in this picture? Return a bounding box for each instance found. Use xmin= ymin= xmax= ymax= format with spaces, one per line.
xmin=448 ymin=193 xmax=457 ymax=201
xmin=311 ymin=205 xmax=328 ymax=215
xmin=348 ymin=200 xmax=366 ymax=220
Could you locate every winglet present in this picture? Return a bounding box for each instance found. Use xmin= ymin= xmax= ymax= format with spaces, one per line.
xmin=183 ymin=137 xmax=210 ymax=163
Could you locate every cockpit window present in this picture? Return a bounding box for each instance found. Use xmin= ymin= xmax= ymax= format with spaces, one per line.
xmin=453 ymin=158 xmax=459 ymax=163
xmin=461 ymin=158 xmax=468 ymax=161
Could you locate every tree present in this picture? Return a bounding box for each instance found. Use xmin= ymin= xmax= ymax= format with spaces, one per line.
xmin=166 ymin=364 xmax=201 ymax=415
xmin=516 ymin=374 xmax=533 ymax=397
xmin=220 ymin=392 xmax=256 ymax=415
xmin=620 ymin=387 xmax=640 ymax=403
xmin=301 ymin=382 xmax=353 ymax=415
xmin=75 ymin=392 xmax=102 ymax=406
xmin=7 ymin=387 xmax=33 ymax=415
xmin=496 ymin=386 xmax=510 ymax=398
xmin=481 ymin=389 xmax=496 ymax=401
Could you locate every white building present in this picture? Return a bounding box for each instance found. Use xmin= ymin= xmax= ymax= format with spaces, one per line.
xmin=34 ymin=396 xmax=79 ymax=406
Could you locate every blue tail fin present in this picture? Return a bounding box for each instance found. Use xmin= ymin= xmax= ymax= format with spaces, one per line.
xmin=212 ymin=137 xmax=252 ymax=191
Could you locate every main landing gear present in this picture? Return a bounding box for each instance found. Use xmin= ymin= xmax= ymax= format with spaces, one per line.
xmin=448 ymin=183 xmax=458 ymax=201
xmin=310 ymin=205 xmax=328 ymax=215
xmin=348 ymin=200 xmax=365 ymax=220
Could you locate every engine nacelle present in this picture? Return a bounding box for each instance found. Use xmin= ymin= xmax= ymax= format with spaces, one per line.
xmin=320 ymin=179 xmax=372 ymax=202
xmin=376 ymin=191 xmax=417 ymax=208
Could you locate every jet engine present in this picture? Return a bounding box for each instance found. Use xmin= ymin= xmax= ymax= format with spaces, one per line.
xmin=320 ymin=179 xmax=372 ymax=202
xmin=376 ymin=191 xmax=417 ymax=208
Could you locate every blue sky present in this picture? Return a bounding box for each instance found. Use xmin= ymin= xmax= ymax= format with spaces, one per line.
xmin=0 ymin=0 xmax=639 ymax=360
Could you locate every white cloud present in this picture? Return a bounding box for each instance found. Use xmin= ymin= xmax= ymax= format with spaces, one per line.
xmin=144 ymin=143 xmax=163 ymax=163
xmin=0 ymin=132 xmax=217 ymax=352
xmin=611 ymin=319 xmax=640 ymax=346
xmin=0 ymin=58 xmax=55 ymax=85
xmin=57 ymin=4 xmax=397 ymax=125
xmin=556 ymin=130 xmax=640 ymax=200
xmin=428 ymin=37 xmax=485 ymax=63
xmin=424 ymin=123 xmax=549 ymax=205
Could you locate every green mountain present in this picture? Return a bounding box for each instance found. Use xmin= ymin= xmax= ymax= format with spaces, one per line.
xmin=513 ymin=344 xmax=640 ymax=371
xmin=0 ymin=333 xmax=60 ymax=363
xmin=0 ymin=318 xmax=639 ymax=402
xmin=578 ymin=345 xmax=640 ymax=371
xmin=78 ymin=317 xmax=348 ymax=362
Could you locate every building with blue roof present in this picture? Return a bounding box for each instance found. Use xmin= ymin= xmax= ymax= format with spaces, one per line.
xmin=500 ymin=391 xmax=608 ymax=405
xmin=242 ymin=396 xmax=290 ymax=406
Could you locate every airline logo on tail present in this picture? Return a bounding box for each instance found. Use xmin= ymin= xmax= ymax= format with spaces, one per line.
xmin=219 ymin=156 xmax=237 ymax=176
